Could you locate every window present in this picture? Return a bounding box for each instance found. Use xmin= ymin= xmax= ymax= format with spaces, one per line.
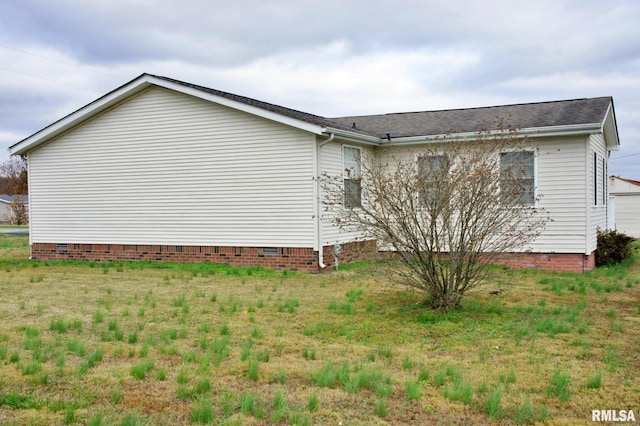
xmin=343 ymin=146 xmax=362 ymax=208
xmin=417 ymin=155 xmax=448 ymax=204
xmin=500 ymin=151 xmax=535 ymax=205
xmin=594 ymin=153 xmax=598 ymax=206
xmin=602 ymin=157 xmax=606 ymax=205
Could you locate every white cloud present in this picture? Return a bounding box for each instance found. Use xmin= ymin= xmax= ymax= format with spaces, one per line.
xmin=0 ymin=0 xmax=639 ymax=177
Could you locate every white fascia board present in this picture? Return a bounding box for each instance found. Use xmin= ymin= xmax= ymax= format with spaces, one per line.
xmin=383 ymin=123 xmax=603 ymax=146
xmin=10 ymin=75 xmax=154 ymax=156
xmin=326 ymin=127 xmax=381 ymax=146
xmin=147 ymin=76 xmax=325 ymax=136
xmin=601 ymin=103 xmax=620 ymax=151
xmin=10 ymin=74 xmax=325 ymax=156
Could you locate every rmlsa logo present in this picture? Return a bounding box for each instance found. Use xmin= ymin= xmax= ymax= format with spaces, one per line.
xmin=592 ymin=410 xmax=636 ymax=422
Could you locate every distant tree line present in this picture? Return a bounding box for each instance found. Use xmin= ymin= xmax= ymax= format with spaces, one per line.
xmin=0 ymin=157 xmax=28 ymax=195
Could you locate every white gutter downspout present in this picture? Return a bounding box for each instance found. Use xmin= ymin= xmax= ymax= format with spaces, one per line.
xmin=316 ymin=133 xmax=334 ymax=269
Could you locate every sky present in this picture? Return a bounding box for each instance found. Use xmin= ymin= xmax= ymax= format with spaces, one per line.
xmin=1 ymin=0 xmax=639 ymax=178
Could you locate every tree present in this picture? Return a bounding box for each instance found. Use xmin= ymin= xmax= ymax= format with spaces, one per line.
xmin=0 ymin=156 xmax=28 ymax=195
xmin=3 ymin=196 xmax=28 ymax=225
xmin=323 ymin=124 xmax=549 ymax=311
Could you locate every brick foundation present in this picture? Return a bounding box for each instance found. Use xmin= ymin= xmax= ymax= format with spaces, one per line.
xmin=491 ymin=251 xmax=596 ymax=273
xmin=31 ymin=241 xmax=594 ymax=273
xmin=30 ymin=240 xmax=378 ymax=272
xmin=380 ymin=250 xmax=597 ymax=273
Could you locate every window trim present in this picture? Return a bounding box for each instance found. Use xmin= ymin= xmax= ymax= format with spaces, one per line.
xmin=594 ymin=152 xmax=598 ymax=206
xmin=499 ymin=149 xmax=537 ymax=207
xmin=602 ymin=157 xmax=606 ymax=206
xmin=342 ymin=144 xmax=362 ymax=209
xmin=415 ymin=153 xmax=450 ymax=205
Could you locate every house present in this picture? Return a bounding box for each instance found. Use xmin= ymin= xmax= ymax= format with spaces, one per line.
xmin=608 ymin=176 xmax=640 ymax=238
xmin=0 ymin=194 xmax=29 ymax=224
xmin=9 ymin=74 xmax=619 ymax=272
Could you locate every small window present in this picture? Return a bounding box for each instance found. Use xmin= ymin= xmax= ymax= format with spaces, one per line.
xmin=262 ymin=247 xmax=278 ymax=255
xmin=602 ymin=157 xmax=606 ymax=205
xmin=594 ymin=153 xmax=598 ymax=206
xmin=500 ymin=151 xmax=535 ymax=205
xmin=343 ymin=146 xmax=362 ymax=208
xmin=417 ymin=155 xmax=449 ymax=204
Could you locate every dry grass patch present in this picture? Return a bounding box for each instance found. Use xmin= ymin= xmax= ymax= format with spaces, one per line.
xmin=0 ymin=235 xmax=638 ymax=424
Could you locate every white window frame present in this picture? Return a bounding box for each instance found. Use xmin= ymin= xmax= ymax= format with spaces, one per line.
xmin=415 ymin=153 xmax=450 ymax=204
xmin=499 ymin=149 xmax=537 ymax=207
xmin=593 ymin=152 xmax=599 ymax=206
xmin=342 ymin=145 xmax=362 ymax=209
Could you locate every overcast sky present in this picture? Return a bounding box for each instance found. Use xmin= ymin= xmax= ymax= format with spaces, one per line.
xmin=1 ymin=0 xmax=639 ymax=178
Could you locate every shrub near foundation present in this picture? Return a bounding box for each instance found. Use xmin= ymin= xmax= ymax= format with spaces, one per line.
xmin=595 ymin=229 xmax=635 ymax=266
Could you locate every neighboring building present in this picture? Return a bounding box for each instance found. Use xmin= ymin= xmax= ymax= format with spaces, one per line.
xmin=0 ymin=194 xmax=29 ymax=224
xmin=9 ymin=74 xmax=619 ymax=272
xmin=609 ymin=176 xmax=640 ymax=238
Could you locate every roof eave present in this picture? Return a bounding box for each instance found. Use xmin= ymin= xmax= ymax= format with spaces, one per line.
xmin=148 ymin=76 xmax=325 ymax=136
xmin=601 ymin=101 xmax=620 ymax=151
xmin=383 ymin=123 xmax=605 ymax=146
xmin=10 ymin=74 xmax=153 ymax=156
xmin=10 ymin=74 xmax=326 ymax=156
xmin=324 ymin=127 xmax=382 ymax=146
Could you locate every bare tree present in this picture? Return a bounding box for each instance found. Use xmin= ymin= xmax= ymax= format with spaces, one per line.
xmin=323 ymin=124 xmax=549 ymax=310
xmin=3 ymin=196 xmax=28 ymax=225
xmin=0 ymin=156 xmax=28 ymax=195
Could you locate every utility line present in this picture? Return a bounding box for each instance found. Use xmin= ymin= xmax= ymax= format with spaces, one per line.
xmin=610 ymin=153 xmax=640 ymax=160
xmin=0 ymin=43 xmax=125 ymax=81
xmin=0 ymin=67 xmax=101 ymax=92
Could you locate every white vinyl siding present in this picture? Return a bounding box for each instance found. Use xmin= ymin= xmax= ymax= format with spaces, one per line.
xmin=342 ymin=146 xmax=362 ymax=208
xmin=609 ymin=177 xmax=640 ymax=237
xmin=533 ymin=136 xmax=589 ymax=253
xmin=378 ymin=137 xmax=591 ymax=254
xmin=612 ymin=195 xmax=640 ymax=237
xmin=28 ymin=87 xmax=316 ymax=247
xmin=320 ymin=141 xmax=372 ymax=245
xmin=586 ymin=134 xmax=608 ymax=253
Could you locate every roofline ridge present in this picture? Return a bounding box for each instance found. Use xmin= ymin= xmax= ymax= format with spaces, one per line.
xmin=330 ymin=96 xmax=614 ymax=119
xmin=150 ymin=74 xmax=331 ymax=121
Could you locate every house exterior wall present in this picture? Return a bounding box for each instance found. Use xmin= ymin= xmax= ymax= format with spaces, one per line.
xmin=0 ymin=202 xmax=9 ymax=223
xmin=28 ymin=86 xmax=317 ymax=249
xmin=375 ymin=135 xmax=593 ymax=255
xmin=609 ymin=177 xmax=640 ymax=238
xmin=319 ymin=140 xmax=375 ymax=246
xmin=587 ymin=134 xmax=609 ymax=252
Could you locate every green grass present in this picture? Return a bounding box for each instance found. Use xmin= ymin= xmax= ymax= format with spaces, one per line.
xmin=0 ymin=234 xmax=638 ymax=424
xmin=130 ymin=359 xmax=154 ymax=379
xmin=587 ymin=371 xmax=603 ymax=389
xmin=547 ymin=369 xmax=572 ymax=401
xmin=405 ymin=380 xmax=421 ymax=401
xmin=189 ymin=396 xmax=213 ymax=424
xmin=485 ymin=387 xmax=503 ymax=419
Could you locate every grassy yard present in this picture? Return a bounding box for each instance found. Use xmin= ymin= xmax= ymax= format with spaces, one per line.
xmin=0 ymin=235 xmax=638 ymax=425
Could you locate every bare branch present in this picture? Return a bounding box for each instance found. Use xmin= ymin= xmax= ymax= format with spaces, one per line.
xmin=322 ymin=123 xmax=549 ymax=310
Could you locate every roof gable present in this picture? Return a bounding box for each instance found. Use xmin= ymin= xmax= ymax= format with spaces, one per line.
xmin=10 ymin=74 xmax=619 ymax=155
xmin=10 ymin=74 xmax=354 ymax=155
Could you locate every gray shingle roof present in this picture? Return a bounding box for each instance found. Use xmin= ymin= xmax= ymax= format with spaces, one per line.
xmin=329 ymin=97 xmax=614 ymax=139
xmin=152 ymin=74 xmax=612 ymax=140
xmin=149 ymin=74 xmax=368 ymax=136
xmin=10 ymin=73 xmax=616 ymax=155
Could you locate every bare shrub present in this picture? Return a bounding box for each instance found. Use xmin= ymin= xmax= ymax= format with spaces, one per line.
xmin=323 ymin=123 xmax=549 ymax=310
